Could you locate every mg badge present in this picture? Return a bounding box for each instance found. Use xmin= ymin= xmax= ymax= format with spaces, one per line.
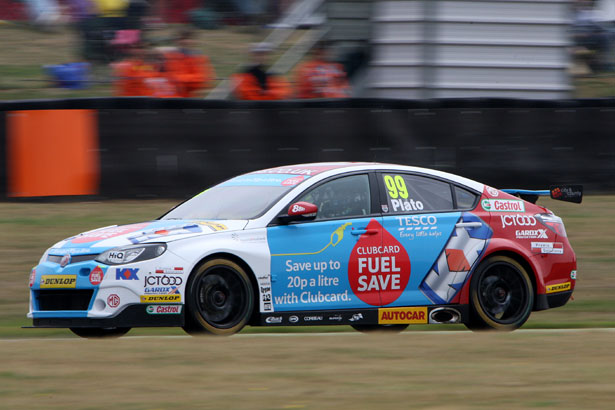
xmin=60 ymin=254 xmax=71 ymax=268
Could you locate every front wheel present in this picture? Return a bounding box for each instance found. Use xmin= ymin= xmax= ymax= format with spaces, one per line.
xmin=70 ymin=327 xmax=131 ymax=338
xmin=466 ymin=256 xmax=534 ymax=332
xmin=183 ymin=258 xmax=254 ymax=336
xmin=351 ymin=324 xmax=409 ymax=333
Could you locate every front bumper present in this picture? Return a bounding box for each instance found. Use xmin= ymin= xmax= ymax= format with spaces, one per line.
xmin=31 ymin=304 xmax=184 ymax=328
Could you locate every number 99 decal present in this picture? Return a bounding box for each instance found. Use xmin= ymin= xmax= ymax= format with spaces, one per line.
xmin=383 ymin=174 xmax=424 ymax=212
xmin=384 ymin=175 xmax=409 ymax=199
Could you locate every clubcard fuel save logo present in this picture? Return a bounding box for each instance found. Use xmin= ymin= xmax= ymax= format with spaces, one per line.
xmin=348 ymin=220 xmax=410 ymax=306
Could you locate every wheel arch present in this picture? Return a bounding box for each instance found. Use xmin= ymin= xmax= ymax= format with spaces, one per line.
xmin=190 ymin=252 xmax=261 ymax=325
xmin=480 ymin=249 xmax=540 ymax=311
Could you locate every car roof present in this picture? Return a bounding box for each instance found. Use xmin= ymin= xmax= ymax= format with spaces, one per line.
xmin=251 ymin=162 xmax=484 ymax=192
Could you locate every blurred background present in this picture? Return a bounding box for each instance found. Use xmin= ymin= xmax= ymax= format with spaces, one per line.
xmin=0 ymin=0 xmax=614 ymax=100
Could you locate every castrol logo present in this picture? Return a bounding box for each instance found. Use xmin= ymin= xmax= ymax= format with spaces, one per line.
xmin=481 ymin=199 xmax=525 ymax=213
xmin=501 ymin=214 xmax=537 ymax=229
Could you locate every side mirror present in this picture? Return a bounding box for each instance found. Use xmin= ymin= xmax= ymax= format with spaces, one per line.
xmin=278 ymin=202 xmax=318 ymax=224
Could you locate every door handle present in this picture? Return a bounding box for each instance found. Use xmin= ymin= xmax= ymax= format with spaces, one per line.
xmin=351 ymin=228 xmax=379 ymax=236
xmin=455 ymin=222 xmax=482 ymax=229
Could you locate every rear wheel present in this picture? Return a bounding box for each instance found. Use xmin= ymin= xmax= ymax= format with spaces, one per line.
xmin=351 ymin=324 xmax=409 ymax=333
xmin=466 ymin=256 xmax=533 ymax=331
xmin=70 ymin=327 xmax=131 ymax=338
xmin=183 ymin=258 xmax=254 ymax=336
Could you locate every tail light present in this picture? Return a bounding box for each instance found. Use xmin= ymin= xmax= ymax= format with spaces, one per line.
xmin=535 ymin=213 xmax=567 ymax=237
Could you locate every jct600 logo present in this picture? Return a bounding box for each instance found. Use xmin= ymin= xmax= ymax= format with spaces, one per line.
xmin=145 ymin=275 xmax=183 ymax=286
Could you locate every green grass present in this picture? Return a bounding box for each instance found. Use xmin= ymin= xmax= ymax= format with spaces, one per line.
xmin=0 ymin=196 xmax=613 ymax=338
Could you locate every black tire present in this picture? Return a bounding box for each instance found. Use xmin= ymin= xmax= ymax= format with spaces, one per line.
xmin=351 ymin=324 xmax=409 ymax=333
xmin=183 ymin=258 xmax=254 ymax=336
xmin=466 ymin=256 xmax=534 ymax=332
xmin=70 ymin=327 xmax=131 ymax=338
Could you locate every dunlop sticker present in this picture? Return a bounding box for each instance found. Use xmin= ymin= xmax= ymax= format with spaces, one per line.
xmin=40 ymin=275 xmax=77 ymax=289
xmin=140 ymin=294 xmax=181 ymax=303
xmin=546 ymin=282 xmax=571 ymax=294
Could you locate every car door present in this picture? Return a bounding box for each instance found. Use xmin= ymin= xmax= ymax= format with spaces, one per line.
xmin=378 ymin=172 xmax=489 ymax=306
xmin=266 ymin=173 xmax=385 ymax=311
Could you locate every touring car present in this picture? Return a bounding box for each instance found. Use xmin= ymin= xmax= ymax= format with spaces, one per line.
xmin=27 ymin=162 xmax=581 ymax=337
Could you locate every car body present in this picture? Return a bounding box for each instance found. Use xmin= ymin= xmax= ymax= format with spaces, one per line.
xmin=28 ymin=162 xmax=580 ymax=336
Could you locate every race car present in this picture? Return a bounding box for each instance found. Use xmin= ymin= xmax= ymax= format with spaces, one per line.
xmin=27 ymin=163 xmax=582 ymax=337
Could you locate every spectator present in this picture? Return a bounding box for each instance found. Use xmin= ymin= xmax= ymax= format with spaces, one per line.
xmin=163 ymin=29 xmax=216 ymax=98
xmin=231 ymin=42 xmax=291 ymax=100
xmin=295 ymin=40 xmax=350 ymax=99
xmin=112 ymin=41 xmax=177 ymax=97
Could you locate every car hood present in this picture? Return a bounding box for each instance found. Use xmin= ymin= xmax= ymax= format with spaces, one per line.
xmin=48 ymin=220 xmax=248 ymax=255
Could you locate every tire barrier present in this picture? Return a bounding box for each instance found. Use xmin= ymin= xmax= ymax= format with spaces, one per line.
xmin=1 ymin=98 xmax=614 ymax=198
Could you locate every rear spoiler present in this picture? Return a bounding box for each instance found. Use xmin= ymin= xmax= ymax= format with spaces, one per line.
xmin=501 ymin=185 xmax=583 ymax=204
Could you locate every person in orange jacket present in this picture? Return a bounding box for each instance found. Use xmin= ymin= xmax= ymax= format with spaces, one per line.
xmin=295 ymin=41 xmax=350 ymax=99
xmin=113 ymin=42 xmax=178 ymax=97
xmin=231 ymin=42 xmax=291 ymax=100
xmin=163 ymin=29 xmax=216 ymax=98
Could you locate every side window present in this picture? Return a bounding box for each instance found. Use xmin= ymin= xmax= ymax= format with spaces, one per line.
xmin=298 ymin=174 xmax=371 ymax=220
xmin=454 ymin=186 xmax=478 ymax=209
xmin=380 ymin=173 xmax=453 ymax=213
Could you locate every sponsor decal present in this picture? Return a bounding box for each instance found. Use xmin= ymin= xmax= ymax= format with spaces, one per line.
xmin=145 ymin=275 xmax=182 ymax=286
xmin=146 ymin=305 xmax=182 ymax=314
xmin=60 ymin=254 xmax=71 ymax=268
xmin=197 ymin=221 xmax=227 ymax=232
xmin=500 ymin=214 xmax=536 ymax=229
xmin=303 ymin=315 xmax=323 ymax=322
xmin=486 ymin=186 xmax=499 ymax=197
xmin=128 ymin=224 xmax=203 ymax=245
xmin=71 ymin=223 xmax=149 ymax=244
xmin=29 ymin=268 xmax=36 ymax=288
xmin=144 ymin=286 xmax=180 ymax=295
xmin=107 ymin=294 xmax=120 ymax=308
xmin=140 ymin=294 xmax=181 ymax=303
xmin=348 ymin=219 xmax=411 ymax=306
xmin=481 ymin=199 xmax=525 ymax=213
xmin=420 ymin=213 xmax=492 ymax=304
xmin=329 ymin=315 xmax=343 ymax=321
xmin=265 ymin=316 xmax=283 ymax=324
xmin=40 ymin=275 xmax=77 ymax=289
xmin=395 ymin=215 xmax=441 ymax=240
xmin=154 ymin=267 xmax=184 ymax=275
xmin=378 ymin=307 xmax=427 ymax=324
xmin=116 ymin=268 xmax=139 ymax=281
xmin=289 ymin=315 xmax=299 ymax=323
xmin=381 ymin=204 xmax=389 ymax=213
xmin=515 ymin=229 xmax=547 ymax=239
xmin=281 ymin=175 xmax=305 ymax=186
xmin=89 ymin=266 xmax=105 ymax=285
xmin=264 ymin=302 xmax=273 ymax=311
xmin=550 ymin=185 xmax=583 ymax=203
xmin=570 ymin=270 xmax=577 ymax=280
xmin=546 ymin=282 xmax=571 ymax=294
xmin=383 ymin=175 xmax=425 ymax=212
xmin=106 ymin=251 xmax=126 ymax=264
xmin=291 ymin=204 xmax=305 ymax=213
xmin=531 ymin=242 xmax=564 ymax=254
xmin=349 ymin=313 xmax=363 ymax=322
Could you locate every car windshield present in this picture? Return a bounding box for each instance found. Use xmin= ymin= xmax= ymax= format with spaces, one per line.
xmin=161 ymin=173 xmax=308 ymax=220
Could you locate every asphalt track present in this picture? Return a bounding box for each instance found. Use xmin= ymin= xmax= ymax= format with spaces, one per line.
xmin=2 ymin=327 xmax=613 ymax=342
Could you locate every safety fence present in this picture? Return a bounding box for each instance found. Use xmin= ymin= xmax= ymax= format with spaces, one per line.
xmin=0 ymin=98 xmax=613 ymax=199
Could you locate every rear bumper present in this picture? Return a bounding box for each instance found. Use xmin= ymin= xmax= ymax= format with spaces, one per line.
xmin=534 ymin=291 xmax=573 ymax=311
xmin=31 ymin=304 xmax=184 ymax=328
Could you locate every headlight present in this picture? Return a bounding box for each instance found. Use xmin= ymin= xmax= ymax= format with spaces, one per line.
xmin=39 ymin=248 xmax=51 ymax=265
xmin=96 ymin=243 xmax=167 ymax=265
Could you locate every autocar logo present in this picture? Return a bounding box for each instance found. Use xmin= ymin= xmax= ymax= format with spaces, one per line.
xmin=349 ymin=313 xmax=363 ymax=322
xmin=60 ymin=254 xmax=71 ymax=268
xmin=289 ymin=315 xmax=299 ymax=323
xmin=265 ymin=316 xmax=283 ymax=324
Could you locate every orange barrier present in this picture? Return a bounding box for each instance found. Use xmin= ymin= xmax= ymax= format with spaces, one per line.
xmin=7 ymin=110 xmax=99 ymax=197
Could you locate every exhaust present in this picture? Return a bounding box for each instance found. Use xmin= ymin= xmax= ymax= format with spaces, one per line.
xmin=429 ymin=307 xmax=461 ymax=324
